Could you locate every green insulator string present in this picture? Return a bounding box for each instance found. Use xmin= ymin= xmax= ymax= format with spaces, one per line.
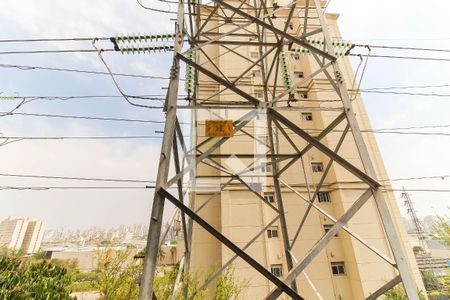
xmin=185 ymin=50 xmax=196 ymax=95
xmin=291 ymin=39 xmax=354 ymax=57
xmin=115 ymin=33 xmax=176 ymax=44
xmin=279 ymin=51 xmax=293 ymax=94
xmin=118 ymin=45 xmax=174 ymax=54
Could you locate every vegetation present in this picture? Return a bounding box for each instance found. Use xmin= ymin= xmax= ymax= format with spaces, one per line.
xmin=153 ymin=263 xmax=248 ymax=300
xmin=213 ymin=266 xmax=248 ymax=300
xmin=0 ymin=245 xmax=247 ymax=299
xmin=383 ymin=271 xmax=450 ymax=300
xmin=93 ymin=247 xmax=141 ymax=300
xmin=0 ymin=251 xmax=75 ymax=299
xmin=153 ymin=263 xmax=206 ymax=300
xmin=432 ymin=215 xmax=450 ymax=246
xmin=383 ymin=285 xmax=426 ymax=300
xmin=427 ymin=271 xmax=450 ymax=299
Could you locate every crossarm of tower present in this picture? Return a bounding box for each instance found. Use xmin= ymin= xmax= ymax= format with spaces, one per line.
xmin=211 ymin=0 xmax=336 ymax=61
xmin=177 ymin=53 xmax=262 ymax=106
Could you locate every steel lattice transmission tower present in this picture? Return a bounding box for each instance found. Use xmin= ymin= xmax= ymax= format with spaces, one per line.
xmin=139 ymin=0 xmax=424 ymax=299
xmin=402 ymin=188 xmax=427 ymax=252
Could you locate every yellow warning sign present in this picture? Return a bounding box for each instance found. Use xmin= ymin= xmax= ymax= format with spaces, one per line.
xmin=205 ymin=120 xmax=234 ymax=137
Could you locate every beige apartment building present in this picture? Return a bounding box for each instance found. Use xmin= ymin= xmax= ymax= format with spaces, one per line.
xmin=0 ymin=216 xmax=45 ymax=254
xmin=187 ymin=0 xmax=425 ymax=299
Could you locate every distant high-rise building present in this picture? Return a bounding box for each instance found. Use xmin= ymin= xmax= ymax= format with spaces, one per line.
xmin=0 ymin=216 xmax=45 ymax=254
xmin=21 ymin=219 xmax=46 ymax=254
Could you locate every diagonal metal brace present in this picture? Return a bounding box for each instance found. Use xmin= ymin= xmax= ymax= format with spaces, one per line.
xmin=265 ymin=189 xmax=373 ymax=299
xmin=269 ymin=108 xmax=380 ymax=189
xmin=177 ymin=53 xmax=262 ymax=106
xmin=365 ymin=275 xmax=402 ymax=300
xmin=158 ymin=187 xmax=305 ymax=300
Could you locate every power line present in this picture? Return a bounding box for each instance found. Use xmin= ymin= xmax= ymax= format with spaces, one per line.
xmin=355 ymin=44 xmax=450 ymax=53
xmin=0 ymin=186 xmax=448 ymax=193
xmin=0 ymin=172 xmax=154 ymax=183
xmin=0 ymin=111 xmax=166 ymax=123
xmin=0 ymin=63 xmax=173 ymax=80
xmin=356 ymin=84 xmax=450 ymax=90
xmin=370 ymin=131 xmax=450 ymax=137
xmin=0 ymin=37 xmax=109 ymax=43
xmin=0 ymin=95 xmax=175 ymax=112
xmin=4 ymin=112 xmax=450 ymax=134
xmin=349 ymin=53 xmax=450 ymax=62
xmin=0 ymin=95 xmax=169 ymax=100
xmin=92 ymin=39 xmax=170 ymax=110
xmin=0 ymin=135 xmax=164 ymax=140
xmin=380 ymin=175 xmax=450 ymax=182
xmin=136 ymin=0 xmax=177 ymax=14
xmin=0 ymin=172 xmax=447 ymax=184
xmin=358 ymin=90 xmax=450 ymax=97
xmin=0 ymin=130 xmax=449 ymax=144
xmin=0 ymin=49 xmax=115 ymax=55
xmin=385 ymin=188 xmax=450 ymax=193
xmin=0 ymin=95 xmax=163 ymax=100
xmin=0 ymin=48 xmax=174 ymax=55
xmin=0 ymin=185 xmax=154 ymax=190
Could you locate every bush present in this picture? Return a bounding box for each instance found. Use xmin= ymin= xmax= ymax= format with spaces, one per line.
xmin=0 ymin=253 xmax=75 ymax=299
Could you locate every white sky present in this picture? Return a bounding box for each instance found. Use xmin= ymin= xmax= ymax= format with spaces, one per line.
xmin=0 ymin=0 xmax=448 ymax=230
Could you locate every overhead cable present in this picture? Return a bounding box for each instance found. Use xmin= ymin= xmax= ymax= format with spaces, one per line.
xmin=0 ymin=63 xmax=173 ymax=79
xmin=349 ymin=53 xmax=450 ymax=62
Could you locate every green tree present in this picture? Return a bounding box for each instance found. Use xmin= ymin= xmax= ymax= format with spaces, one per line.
xmin=153 ymin=264 xmax=247 ymax=300
xmin=153 ymin=262 xmax=206 ymax=300
xmin=421 ymin=271 xmax=440 ymax=291
xmin=0 ymin=252 xmax=75 ymax=299
xmin=157 ymin=249 xmax=166 ymax=262
xmin=432 ymin=216 xmax=450 ymax=246
xmin=94 ymin=247 xmax=141 ymax=300
xmin=428 ymin=271 xmax=450 ymax=299
xmin=213 ymin=266 xmax=248 ymax=300
xmin=383 ymin=284 xmax=426 ymax=300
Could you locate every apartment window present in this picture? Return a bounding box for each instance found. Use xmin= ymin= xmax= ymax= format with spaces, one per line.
xmin=267 ymin=227 xmax=279 ymax=238
xmin=250 ymin=52 xmax=259 ymax=60
xmin=317 ymin=192 xmax=331 ymax=203
xmin=254 ymin=92 xmax=263 ymax=99
xmin=252 ymin=70 xmax=262 ymax=78
xmin=271 ymin=264 xmax=283 ymax=277
xmin=302 ymin=113 xmax=313 ymax=121
xmin=297 ymin=91 xmax=308 ymax=99
xmin=261 ymin=162 xmax=272 ymax=173
xmin=294 ymin=71 xmax=304 ymax=78
xmin=323 ymin=224 xmax=338 ymax=237
xmin=331 ymin=262 xmax=346 ymax=276
xmin=311 ymin=162 xmax=324 ymax=172
xmin=264 ymin=193 xmax=275 ymax=204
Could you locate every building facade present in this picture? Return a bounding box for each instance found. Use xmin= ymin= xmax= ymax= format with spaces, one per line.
xmin=187 ymin=1 xmax=425 ymax=299
xmin=0 ymin=216 xmax=45 ymax=254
